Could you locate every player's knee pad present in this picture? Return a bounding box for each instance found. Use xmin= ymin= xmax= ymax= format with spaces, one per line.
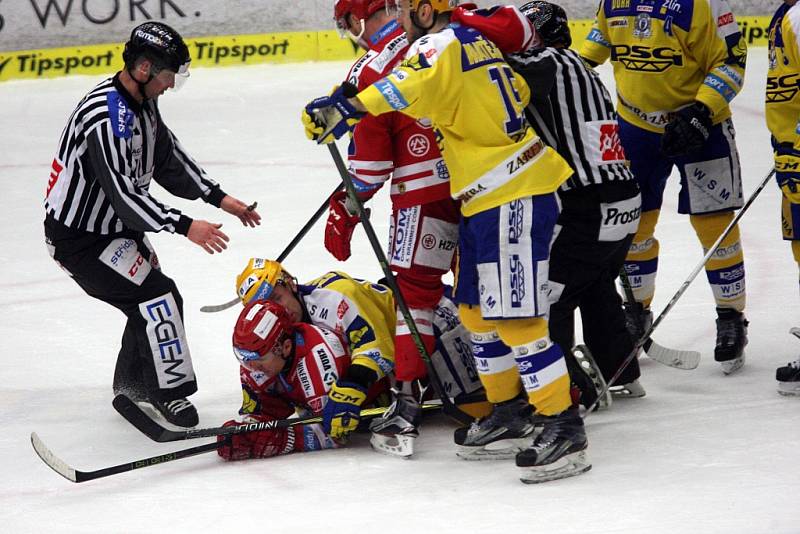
xmin=470 ymin=329 xmax=521 ymax=403
xmin=510 ymin=336 xmax=571 ymax=416
xmin=625 ymin=209 xmax=660 ymax=306
xmin=690 ymin=213 xmax=746 ymax=311
xmin=458 ymin=304 xmax=495 ymax=334
xmin=495 ymin=317 xmax=548 ymax=347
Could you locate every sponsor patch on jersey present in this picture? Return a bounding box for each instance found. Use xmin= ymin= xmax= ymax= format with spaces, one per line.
xmin=390 ymin=205 xmax=420 ymax=269
xmin=369 ymin=34 xmax=408 ymax=75
xmin=375 ymin=78 xmax=409 ymax=110
xmin=587 ymin=28 xmax=611 ymax=48
xmin=139 ymin=292 xmax=194 ymax=389
xmin=599 ymin=195 xmax=641 ymax=242
xmin=633 ymin=13 xmax=653 ymax=39
xmin=704 ymin=74 xmax=737 ymax=102
xmin=312 ymin=343 xmax=338 ymax=389
xmin=406 ymin=133 xmax=430 ymax=157
xmin=584 ymin=120 xmax=627 ymax=165
xmin=107 ymin=91 xmax=133 ymax=139
xmin=100 ymin=238 xmax=151 ymax=286
xmin=296 ymin=359 xmax=316 ymax=399
xmin=413 ymin=216 xmax=458 ymax=270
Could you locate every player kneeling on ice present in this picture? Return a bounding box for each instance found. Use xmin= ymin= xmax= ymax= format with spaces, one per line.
xmin=218 ymin=299 xmax=387 ymax=460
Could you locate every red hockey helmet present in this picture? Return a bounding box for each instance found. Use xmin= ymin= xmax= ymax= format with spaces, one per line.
xmin=232 ymin=300 xmax=295 ymax=367
xmin=335 ymin=0 xmax=386 ymax=35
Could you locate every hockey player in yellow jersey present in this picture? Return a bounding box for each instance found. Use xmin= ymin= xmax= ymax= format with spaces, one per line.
xmin=235 ymin=259 xmax=396 ymax=440
xmin=580 ymin=0 xmax=750 ymax=374
xmin=302 ymin=0 xmax=590 ymax=483
xmin=767 ymin=0 xmax=800 ymax=396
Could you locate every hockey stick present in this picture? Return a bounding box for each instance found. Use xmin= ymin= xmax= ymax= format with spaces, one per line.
xmin=200 ymin=182 xmax=344 ymax=313
xmin=583 ymin=168 xmax=774 ymax=415
xmin=326 ymin=143 xmax=473 ymax=425
xmin=32 ymin=401 xmax=454 ymax=483
xmin=618 ymin=269 xmax=701 ymax=370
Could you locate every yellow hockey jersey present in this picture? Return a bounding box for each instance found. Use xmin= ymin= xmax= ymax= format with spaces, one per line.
xmin=357 ymin=24 xmax=573 ymax=217
xmin=767 ymin=3 xmax=800 ymax=149
xmin=297 ymin=272 xmax=396 ymax=380
xmin=580 ymin=0 xmax=747 ymax=133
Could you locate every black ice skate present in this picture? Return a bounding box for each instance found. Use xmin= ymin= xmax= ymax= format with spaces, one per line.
xmin=369 ymin=390 xmax=422 ymax=458
xmin=516 ymin=407 xmax=591 ymax=484
xmin=714 ymin=307 xmax=748 ymax=375
xmin=624 ymin=302 xmax=653 ymax=355
xmin=571 ymin=345 xmax=612 ymax=411
xmin=454 ymin=395 xmax=537 ymax=461
xmin=776 ymin=328 xmax=800 ymax=396
xmin=152 ymin=397 xmax=198 ymax=428
xmin=609 ymin=379 xmax=646 ymax=398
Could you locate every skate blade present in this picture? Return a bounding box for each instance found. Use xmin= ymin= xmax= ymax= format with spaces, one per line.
xmin=609 ymin=381 xmax=646 ymax=398
xmin=456 ymin=436 xmax=534 ymax=461
xmin=777 ymin=381 xmax=800 ymax=396
xmin=370 ymin=433 xmax=415 ymax=458
xmin=519 ymin=450 xmax=592 ymax=484
xmin=720 ymin=355 xmax=745 ymax=375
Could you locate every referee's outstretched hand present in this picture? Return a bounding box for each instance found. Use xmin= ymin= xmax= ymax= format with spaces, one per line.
xmin=221 ymin=195 xmax=262 ymax=228
xmin=188 ymin=220 xmax=229 ymax=254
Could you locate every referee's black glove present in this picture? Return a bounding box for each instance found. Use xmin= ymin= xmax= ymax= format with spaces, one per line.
xmin=661 ymin=102 xmax=712 ymax=158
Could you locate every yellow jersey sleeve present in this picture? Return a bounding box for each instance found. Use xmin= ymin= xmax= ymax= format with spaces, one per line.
xmin=579 ymin=2 xmax=612 ymax=66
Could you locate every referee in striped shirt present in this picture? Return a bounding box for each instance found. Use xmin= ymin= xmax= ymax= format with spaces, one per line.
xmin=44 ymin=22 xmax=260 ymax=427
xmin=507 ymin=2 xmax=644 ymax=403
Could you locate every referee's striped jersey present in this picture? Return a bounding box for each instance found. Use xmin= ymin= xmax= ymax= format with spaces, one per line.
xmin=45 ymin=73 xmax=224 ymax=236
xmin=509 ymin=47 xmax=634 ymax=192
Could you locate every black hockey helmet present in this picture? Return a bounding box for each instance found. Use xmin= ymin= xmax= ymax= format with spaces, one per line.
xmin=519 ymin=1 xmax=572 ymax=48
xmin=122 ymin=22 xmax=190 ymax=74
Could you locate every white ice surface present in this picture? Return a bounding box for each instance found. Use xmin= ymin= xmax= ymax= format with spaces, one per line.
xmin=1 ymin=52 xmax=799 ymax=533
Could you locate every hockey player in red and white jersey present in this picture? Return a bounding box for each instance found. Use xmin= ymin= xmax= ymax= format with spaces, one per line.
xmin=218 ymin=299 xmax=385 ymax=460
xmin=323 ymin=0 xmax=462 ymax=449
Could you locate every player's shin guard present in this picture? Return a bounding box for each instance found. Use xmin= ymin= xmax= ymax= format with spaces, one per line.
xmin=496 ymin=318 xmax=571 ymax=417
xmin=623 ymin=209 xmax=660 ymax=308
xmin=691 ymin=212 xmax=746 ymax=312
xmin=459 ymin=304 xmax=521 ymax=403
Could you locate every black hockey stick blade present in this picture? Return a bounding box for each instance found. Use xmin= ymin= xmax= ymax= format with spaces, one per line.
xmin=31 ymin=431 xmax=222 ymax=483
xmin=113 ymin=393 xmax=457 ymax=443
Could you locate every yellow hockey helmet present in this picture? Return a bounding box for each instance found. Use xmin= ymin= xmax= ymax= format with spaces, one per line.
xmin=235 ymin=258 xmax=291 ymax=305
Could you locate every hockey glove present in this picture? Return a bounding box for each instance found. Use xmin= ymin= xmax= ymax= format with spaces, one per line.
xmin=325 ymin=190 xmax=364 ymax=261
xmin=217 ymin=417 xmax=302 ymax=461
xmin=322 ymin=380 xmax=367 ymax=440
xmin=661 ymin=102 xmax=712 ymax=158
xmin=302 ymin=83 xmax=364 ymax=145
xmin=775 ymin=145 xmax=800 ymax=203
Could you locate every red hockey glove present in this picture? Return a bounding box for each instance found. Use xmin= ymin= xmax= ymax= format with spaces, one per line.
xmin=217 ymin=417 xmax=301 ymax=461
xmin=324 ymin=190 xmax=362 ymax=261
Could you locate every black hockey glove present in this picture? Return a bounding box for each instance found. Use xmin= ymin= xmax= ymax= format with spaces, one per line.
xmin=660 ymin=102 xmax=712 ymax=158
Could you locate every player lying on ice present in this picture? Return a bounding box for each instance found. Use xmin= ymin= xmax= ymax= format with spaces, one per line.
xmin=217 ymin=258 xmax=486 ymax=460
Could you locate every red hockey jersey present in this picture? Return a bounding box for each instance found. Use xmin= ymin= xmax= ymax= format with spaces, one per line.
xmin=346 ymin=19 xmax=451 ymax=209
xmin=239 ymin=323 xmax=350 ymax=417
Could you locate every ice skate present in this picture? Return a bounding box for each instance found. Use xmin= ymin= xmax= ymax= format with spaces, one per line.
xmin=454 ymin=395 xmax=538 ymax=461
xmin=151 ymin=397 xmax=198 ymax=428
xmin=776 ymin=330 xmax=800 ymax=396
xmin=571 ymin=345 xmax=612 ymax=411
xmin=623 ymin=302 xmax=652 ymax=355
xmin=369 ymin=391 xmax=422 ymax=458
xmin=516 ymin=408 xmax=591 ymax=484
xmin=609 ymin=379 xmax=646 ymax=398
xmin=714 ymin=307 xmax=748 ymax=375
